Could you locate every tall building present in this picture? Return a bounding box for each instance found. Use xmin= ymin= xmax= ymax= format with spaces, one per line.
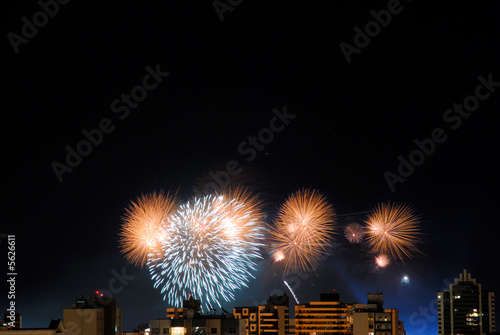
xmin=151 ymin=296 xmax=245 ymax=335
xmin=63 ymin=293 xmax=122 ymax=335
xmin=437 ymin=269 xmax=496 ymax=335
xmin=295 ymin=293 xmax=350 ymax=335
xmin=234 ymin=294 xmax=290 ymax=335
xmin=351 ymin=294 xmax=405 ymax=335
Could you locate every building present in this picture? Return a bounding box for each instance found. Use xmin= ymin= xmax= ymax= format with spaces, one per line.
xmin=63 ymin=293 xmax=122 ymax=335
xmin=288 ymin=319 xmax=295 ymax=335
xmin=234 ymin=294 xmax=290 ymax=335
xmin=351 ymin=294 xmax=405 ymax=335
xmin=234 ymin=306 xmax=258 ymax=335
xmin=295 ymin=293 xmax=350 ymax=335
xmin=123 ymin=324 xmax=149 ymax=335
xmin=0 ymin=319 xmax=65 ymax=335
xmin=150 ymin=296 xmax=245 ymax=335
xmin=437 ymin=269 xmax=496 ymax=335
xmin=2 ymin=312 xmax=22 ymax=330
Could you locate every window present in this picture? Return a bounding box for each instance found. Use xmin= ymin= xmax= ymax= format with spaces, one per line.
xmin=211 ymin=328 xmax=217 ymax=334
xmin=164 ymin=328 xmax=170 ymax=334
xmin=193 ymin=328 xmax=206 ymax=335
xmin=172 ymin=327 xmax=186 ymax=335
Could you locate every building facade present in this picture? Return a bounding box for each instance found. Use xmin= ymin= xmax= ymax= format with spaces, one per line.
xmin=234 ymin=294 xmax=290 ymax=335
xmin=64 ymin=308 xmax=105 ymax=335
xmin=437 ymin=269 xmax=496 ymax=335
xmin=351 ymin=294 xmax=405 ymax=335
xmin=151 ymin=297 xmax=245 ymax=335
xmin=63 ymin=294 xmax=122 ymax=335
xmin=295 ymin=293 xmax=350 ymax=335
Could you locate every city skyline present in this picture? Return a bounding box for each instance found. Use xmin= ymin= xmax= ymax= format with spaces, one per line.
xmin=1 ymin=267 xmax=497 ymax=333
xmin=3 ymin=1 xmax=499 ymax=334
xmin=2 ymin=273 xmax=495 ymax=335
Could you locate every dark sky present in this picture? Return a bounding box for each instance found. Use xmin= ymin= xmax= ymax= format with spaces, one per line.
xmin=2 ymin=1 xmax=500 ymax=334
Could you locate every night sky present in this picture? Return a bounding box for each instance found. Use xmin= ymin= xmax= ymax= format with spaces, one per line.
xmin=2 ymin=1 xmax=500 ymax=334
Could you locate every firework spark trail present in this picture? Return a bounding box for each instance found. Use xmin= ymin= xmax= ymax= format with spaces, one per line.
xmin=269 ymin=188 xmax=336 ymax=273
xmin=149 ymin=189 xmax=265 ymax=310
xmin=284 ymin=280 xmax=299 ymax=304
xmin=365 ymin=202 xmax=421 ymax=262
xmin=119 ymin=191 xmax=180 ymax=267
xmin=344 ymin=222 xmax=365 ymax=244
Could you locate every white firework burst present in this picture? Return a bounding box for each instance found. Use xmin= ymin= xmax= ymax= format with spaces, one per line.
xmin=149 ymin=192 xmax=265 ymax=310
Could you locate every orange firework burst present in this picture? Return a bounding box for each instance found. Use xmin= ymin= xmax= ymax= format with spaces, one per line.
xmin=268 ymin=189 xmax=336 ymax=273
xmin=365 ymin=202 xmax=421 ymax=262
xmin=119 ymin=191 xmax=180 ymax=267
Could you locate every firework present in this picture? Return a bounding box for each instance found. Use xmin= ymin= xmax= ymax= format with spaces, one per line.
xmin=344 ymin=222 xmax=365 ymax=244
xmin=365 ymin=202 xmax=421 ymax=262
xmin=149 ymin=189 xmax=265 ymax=310
xmin=375 ymin=254 xmax=390 ymax=267
xmin=284 ymin=280 xmax=299 ymax=304
xmin=119 ymin=191 xmax=179 ymax=267
xmin=268 ymin=188 xmax=336 ymax=273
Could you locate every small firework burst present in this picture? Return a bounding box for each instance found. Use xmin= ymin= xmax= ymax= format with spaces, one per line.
xmin=375 ymin=254 xmax=390 ymax=267
xmin=344 ymin=222 xmax=365 ymax=244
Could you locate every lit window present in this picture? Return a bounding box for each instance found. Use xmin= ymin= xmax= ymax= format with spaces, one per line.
xmin=172 ymin=327 xmax=186 ymax=335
